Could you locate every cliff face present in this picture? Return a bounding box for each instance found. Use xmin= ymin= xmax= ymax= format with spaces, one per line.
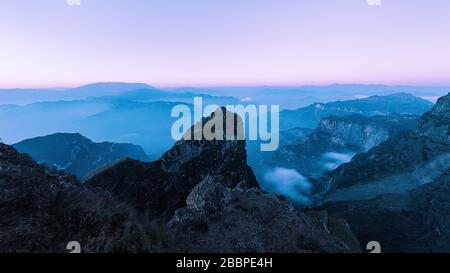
xmin=167 ymin=175 xmax=349 ymax=252
xmin=80 ymin=108 xmax=350 ymax=253
xmin=85 ymin=108 xmax=258 ymax=221
xmin=322 ymin=93 xmax=450 ymax=252
xmin=328 ymin=93 xmax=450 ymax=193
xmin=1 ymin=133 xmax=351 ymax=253
xmin=416 ymin=93 xmax=450 ymax=145
xmin=270 ymin=114 xmax=418 ymax=186
xmin=315 ymin=114 xmax=418 ymax=152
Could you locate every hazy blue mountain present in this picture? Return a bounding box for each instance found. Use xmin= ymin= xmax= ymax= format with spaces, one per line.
xmin=280 ymin=127 xmax=314 ymax=146
xmin=68 ymin=82 xmax=154 ymax=97
xmin=168 ymin=84 xmax=448 ymax=110
xmin=13 ymin=133 xmax=149 ymax=179
xmin=0 ymin=98 xmax=111 ymax=144
xmin=279 ymin=93 xmax=433 ymax=130
xmin=117 ymin=88 xmax=239 ymax=105
xmin=0 ymin=89 xmax=239 ymax=155
xmin=73 ymin=100 xmax=192 ymax=157
xmin=0 ymin=82 xmax=239 ymax=106
xmin=0 ymin=82 xmax=153 ymax=105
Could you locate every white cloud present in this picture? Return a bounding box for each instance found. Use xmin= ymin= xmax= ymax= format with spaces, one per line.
xmin=240 ymin=97 xmax=253 ymax=102
xmin=263 ymin=167 xmax=312 ymax=205
xmin=322 ymin=152 xmax=354 ymax=170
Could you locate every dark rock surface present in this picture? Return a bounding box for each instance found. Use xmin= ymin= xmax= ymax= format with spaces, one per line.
xmin=324 ymin=169 xmax=450 ymax=252
xmin=168 ymin=175 xmax=349 ymax=253
xmin=0 ymin=143 xmax=167 ymax=253
xmin=322 ymin=93 xmax=450 ymax=252
xmin=85 ymin=108 xmax=258 ymax=221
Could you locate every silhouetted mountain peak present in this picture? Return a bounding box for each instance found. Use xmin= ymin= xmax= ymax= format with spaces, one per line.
xmin=161 ymin=107 xmax=246 ymax=173
xmin=86 ymin=108 xmax=258 ymax=220
xmin=13 ymin=133 xmax=149 ymax=179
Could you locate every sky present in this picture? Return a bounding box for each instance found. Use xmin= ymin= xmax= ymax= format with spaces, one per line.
xmin=0 ymin=0 xmax=450 ymax=88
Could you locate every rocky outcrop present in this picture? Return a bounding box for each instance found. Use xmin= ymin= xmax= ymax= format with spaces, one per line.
xmin=1 ymin=108 xmax=353 ymax=253
xmin=324 ymin=169 xmax=450 ymax=252
xmin=313 ymin=114 xmax=418 ymax=152
xmin=269 ymin=114 xmax=418 ymax=185
xmin=167 ymin=175 xmax=349 ymax=253
xmin=85 ymin=108 xmax=258 ymax=221
xmin=0 ymin=143 xmax=165 ymax=253
xmin=13 ymin=133 xmax=149 ymax=180
xmin=328 ymin=93 xmax=450 ymax=193
xmin=322 ymin=93 xmax=450 ymax=252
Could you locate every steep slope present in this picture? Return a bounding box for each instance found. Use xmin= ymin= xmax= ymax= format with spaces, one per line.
xmin=85 ymin=108 xmax=351 ymax=252
xmin=168 ymin=175 xmax=349 ymax=252
xmin=324 ymin=169 xmax=450 ymax=252
xmin=0 ymin=143 xmax=164 ymax=253
xmin=280 ymin=93 xmax=433 ymax=130
xmin=85 ymin=107 xmax=259 ymax=221
xmin=13 ymin=133 xmax=149 ymax=179
xmin=321 ymin=93 xmax=450 ymax=252
xmin=269 ymin=114 xmax=418 ymax=184
xmin=328 ymin=93 xmax=450 ymax=195
xmin=1 ymin=108 xmax=352 ymax=253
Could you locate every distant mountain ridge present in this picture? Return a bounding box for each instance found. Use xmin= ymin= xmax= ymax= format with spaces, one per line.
xmin=13 ymin=133 xmax=149 ymax=179
xmin=280 ymin=93 xmax=433 ymax=130
xmin=0 ymin=82 xmax=239 ymax=106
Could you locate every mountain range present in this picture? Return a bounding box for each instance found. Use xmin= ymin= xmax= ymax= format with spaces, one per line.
xmin=13 ymin=133 xmax=149 ymax=180
xmin=321 ymin=93 xmax=450 ymax=252
xmin=279 ymin=93 xmax=433 ymax=130
xmin=0 ymin=109 xmax=353 ymax=253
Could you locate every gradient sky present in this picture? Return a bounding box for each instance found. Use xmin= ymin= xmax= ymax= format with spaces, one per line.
xmin=0 ymin=0 xmax=449 ymax=88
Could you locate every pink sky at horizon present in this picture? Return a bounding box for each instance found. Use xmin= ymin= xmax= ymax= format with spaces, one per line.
xmin=1 ymin=0 xmax=450 ymax=88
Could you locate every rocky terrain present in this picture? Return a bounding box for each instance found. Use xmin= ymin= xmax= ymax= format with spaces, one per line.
xmin=13 ymin=133 xmax=149 ymax=180
xmin=321 ymin=93 xmax=450 ymax=252
xmin=0 ymin=108 xmax=352 ymax=253
xmin=269 ymin=114 xmax=418 ymax=187
xmin=0 ymin=143 xmax=164 ymax=253
xmin=328 ymin=93 xmax=450 ymax=194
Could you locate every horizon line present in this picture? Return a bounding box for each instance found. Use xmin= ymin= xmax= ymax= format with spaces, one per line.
xmin=1 ymin=81 xmax=450 ymax=90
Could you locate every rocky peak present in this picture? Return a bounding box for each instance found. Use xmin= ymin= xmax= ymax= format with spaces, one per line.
xmin=416 ymin=93 xmax=450 ymax=144
xmin=161 ymin=107 xmax=246 ymax=173
xmin=168 ymin=174 xmax=350 ymax=253
xmin=429 ymin=93 xmax=450 ymax=114
xmin=85 ymin=108 xmax=258 ymax=220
